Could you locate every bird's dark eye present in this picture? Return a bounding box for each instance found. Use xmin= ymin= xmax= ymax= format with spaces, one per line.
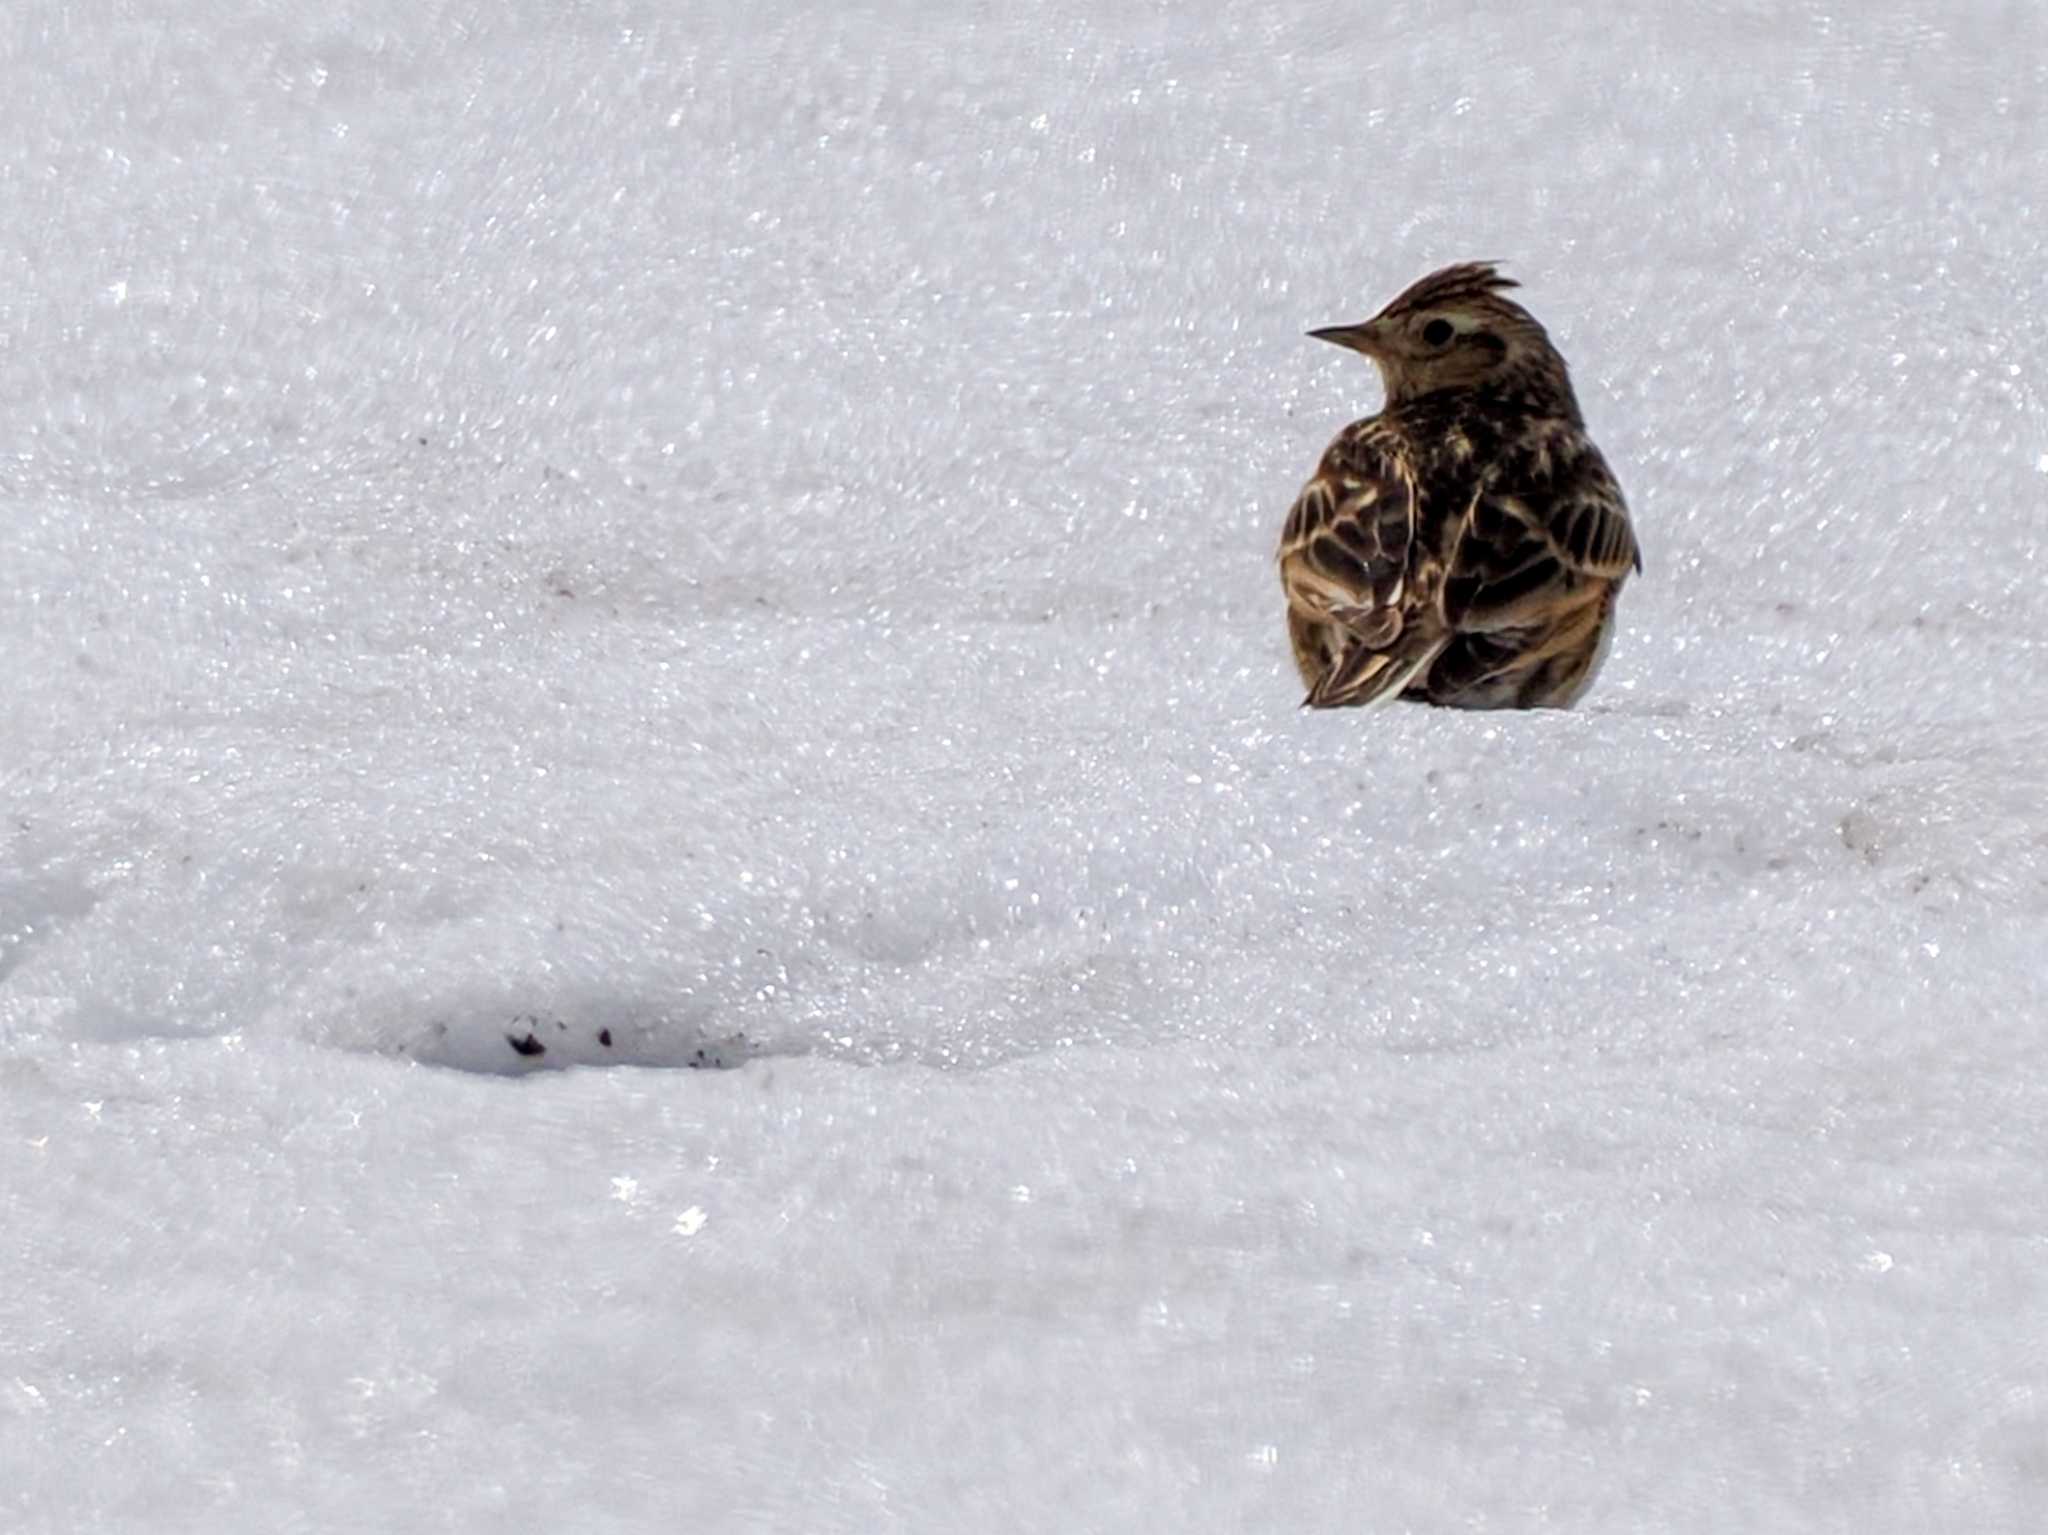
xmin=1422 ymin=318 xmax=1456 ymax=347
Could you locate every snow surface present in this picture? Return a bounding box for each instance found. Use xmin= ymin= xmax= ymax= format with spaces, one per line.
xmin=6 ymin=1 xmax=2048 ymax=1529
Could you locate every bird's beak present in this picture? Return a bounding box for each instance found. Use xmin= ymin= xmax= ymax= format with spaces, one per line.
xmin=1307 ymin=321 xmax=1380 ymax=356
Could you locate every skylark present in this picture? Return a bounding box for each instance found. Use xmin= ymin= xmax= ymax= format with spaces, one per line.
xmin=1277 ymin=262 xmax=1640 ymax=710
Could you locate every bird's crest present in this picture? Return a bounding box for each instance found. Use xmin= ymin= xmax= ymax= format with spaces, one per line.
xmin=1376 ymin=262 xmax=1520 ymax=320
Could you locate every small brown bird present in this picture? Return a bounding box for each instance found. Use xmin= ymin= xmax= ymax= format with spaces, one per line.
xmin=1278 ymin=262 xmax=1640 ymax=710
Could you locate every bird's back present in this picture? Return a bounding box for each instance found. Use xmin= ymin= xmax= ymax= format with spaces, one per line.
xmin=1280 ymin=393 xmax=1636 ymax=711
xmin=1413 ymin=412 xmax=1636 ymax=709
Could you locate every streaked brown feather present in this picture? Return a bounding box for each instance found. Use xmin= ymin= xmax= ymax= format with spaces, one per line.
xmin=1279 ymin=262 xmax=1640 ymax=712
xmin=1277 ymin=425 xmax=1440 ymax=708
xmin=1377 ymin=260 xmax=1520 ymax=316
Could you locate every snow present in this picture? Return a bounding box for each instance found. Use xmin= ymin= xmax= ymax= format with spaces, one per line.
xmin=5 ymin=1 xmax=2047 ymax=1528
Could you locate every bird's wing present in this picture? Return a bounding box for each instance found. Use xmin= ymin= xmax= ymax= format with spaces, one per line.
xmin=1277 ymin=426 xmax=1446 ymax=708
xmin=1442 ymin=429 xmax=1639 ymax=633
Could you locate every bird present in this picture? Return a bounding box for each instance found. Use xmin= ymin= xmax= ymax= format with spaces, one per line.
xmin=1277 ymin=261 xmax=1640 ymax=710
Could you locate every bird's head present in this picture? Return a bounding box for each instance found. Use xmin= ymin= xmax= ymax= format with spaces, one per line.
xmin=1309 ymin=262 xmax=1579 ymax=418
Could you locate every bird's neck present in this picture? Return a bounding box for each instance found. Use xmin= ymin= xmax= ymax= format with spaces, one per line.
xmin=1388 ymin=367 xmax=1583 ymax=428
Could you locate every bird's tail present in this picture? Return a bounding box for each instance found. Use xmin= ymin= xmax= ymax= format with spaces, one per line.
xmin=1303 ymin=630 xmax=1447 ymax=710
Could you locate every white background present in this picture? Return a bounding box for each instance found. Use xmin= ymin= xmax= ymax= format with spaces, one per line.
xmin=5 ymin=2 xmax=2046 ymax=1529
